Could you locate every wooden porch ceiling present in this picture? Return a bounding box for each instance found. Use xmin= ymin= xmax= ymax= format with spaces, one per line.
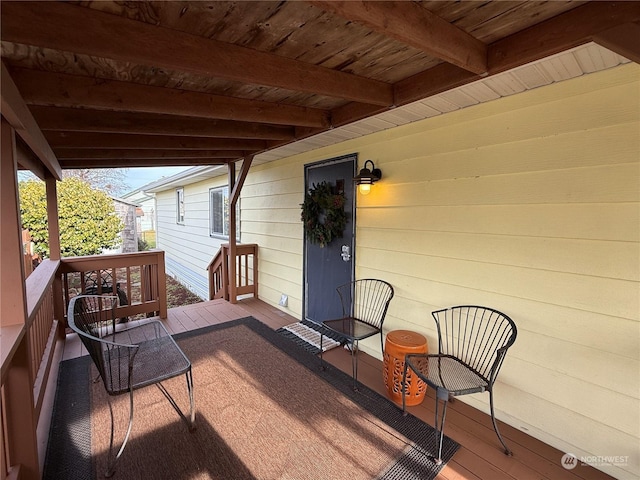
xmin=1 ymin=1 xmax=639 ymax=174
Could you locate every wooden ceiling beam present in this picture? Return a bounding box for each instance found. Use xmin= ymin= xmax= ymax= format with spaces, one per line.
xmin=44 ymin=132 xmax=270 ymax=151
xmin=31 ymin=107 xmax=295 ymax=140
xmin=593 ymin=22 xmax=640 ymax=64
xmin=54 ymin=149 xmax=248 ymax=160
xmin=488 ymin=1 xmax=640 ymax=74
xmin=11 ymin=68 xmax=331 ymax=128
xmin=330 ymin=103 xmax=387 ymax=128
xmin=1 ymin=1 xmax=393 ymax=107
xmin=360 ymin=2 xmax=639 ymax=118
xmin=0 ymin=62 xmax=61 ymax=179
xmin=16 ymin=138 xmax=47 ymax=179
xmin=309 ymin=0 xmax=487 ymax=75
xmin=394 ymin=63 xmax=480 ymax=108
xmin=59 ymin=158 xmax=234 ymax=169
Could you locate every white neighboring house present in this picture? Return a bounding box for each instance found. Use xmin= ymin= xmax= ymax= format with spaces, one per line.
xmin=143 ymin=166 xmax=235 ymax=299
xmin=121 ymin=187 xmax=156 ymax=241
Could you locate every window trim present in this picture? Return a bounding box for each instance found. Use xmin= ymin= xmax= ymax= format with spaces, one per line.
xmin=176 ymin=187 xmax=185 ymax=224
xmin=209 ymin=185 xmax=240 ymax=240
xmin=209 ymin=186 xmax=227 ymax=238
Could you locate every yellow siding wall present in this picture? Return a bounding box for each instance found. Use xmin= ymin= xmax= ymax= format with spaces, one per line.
xmin=242 ymin=63 xmax=640 ymax=480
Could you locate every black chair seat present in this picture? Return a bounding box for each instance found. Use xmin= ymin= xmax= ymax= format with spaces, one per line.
xmin=402 ymin=305 xmax=516 ymax=465
xmin=319 ymin=279 xmax=394 ymax=390
xmin=322 ymin=316 xmax=380 ymax=341
xmin=404 ymin=354 xmax=487 ymax=398
xmin=102 ymin=322 xmax=191 ymax=395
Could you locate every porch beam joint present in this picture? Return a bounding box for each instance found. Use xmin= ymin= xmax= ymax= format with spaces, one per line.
xmin=308 ymin=0 xmax=488 ymax=75
xmin=1 ymin=1 xmax=393 ymax=106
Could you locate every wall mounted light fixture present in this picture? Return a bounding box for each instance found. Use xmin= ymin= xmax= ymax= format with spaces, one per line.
xmin=353 ymin=160 xmax=382 ymax=195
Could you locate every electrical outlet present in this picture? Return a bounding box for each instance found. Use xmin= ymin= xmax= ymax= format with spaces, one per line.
xmin=278 ymin=294 xmax=288 ymax=307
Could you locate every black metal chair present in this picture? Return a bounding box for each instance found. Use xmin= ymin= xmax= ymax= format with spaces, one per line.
xmin=67 ymin=295 xmax=195 ymax=477
xmin=320 ymin=279 xmax=394 ymax=389
xmin=402 ymin=305 xmax=517 ymax=465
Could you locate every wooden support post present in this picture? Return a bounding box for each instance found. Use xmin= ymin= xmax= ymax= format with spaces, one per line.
xmin=45 ymin=176 xmax=60 ymax=261
xmin=45 ymin=175 xmax=65 ymax=334
xmin=1 ymin=119 xmax=28 ymax=328
xmin=0 ymin=118 xmax=40 ymax=480
xmin=227 ymin=156 xmax=254 ymax=303
xmin=227 ymin=162 xmax=238 ymax=303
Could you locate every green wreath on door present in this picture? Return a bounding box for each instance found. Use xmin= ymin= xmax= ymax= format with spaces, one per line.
xmin=300 ymin=181 xmax=347 ymax=248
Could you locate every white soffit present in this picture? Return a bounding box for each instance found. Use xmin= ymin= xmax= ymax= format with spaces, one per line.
xmin=254 ymin=43 xmax=630 ymax=165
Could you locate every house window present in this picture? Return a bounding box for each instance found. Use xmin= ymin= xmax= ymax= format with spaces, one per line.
xmin=209 ymin=186 xmax=239 ymax=238
xmin=176 ymin=188 xmax=185 ymax=224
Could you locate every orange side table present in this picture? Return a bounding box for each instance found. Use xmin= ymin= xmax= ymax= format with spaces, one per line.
xmin=383 ymin=330 xmax=428 ymax=406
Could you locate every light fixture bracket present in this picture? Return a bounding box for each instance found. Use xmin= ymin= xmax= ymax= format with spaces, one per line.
xmin=353 ymin=159 xmax=382 ymax=185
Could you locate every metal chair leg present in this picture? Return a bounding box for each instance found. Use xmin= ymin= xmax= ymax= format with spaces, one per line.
xmin=351 ymin=339 xmax=359 ymax=390
xmin=433 ymin=390 xmax=449 ymax=466
xmin=401 ymin=361 xmax=409 ymax=415
xmin=105 ymin=388 xmax=135 ymax=477
xmin=106 ymin=397 xmax=116 ymax=477
xmin=186 ymin=369 xmax=196 ymax=430
xmin=319 ymin=333 xmax=326 ymax=370
xmin=489 ymin=388 xmax=512 ymax=456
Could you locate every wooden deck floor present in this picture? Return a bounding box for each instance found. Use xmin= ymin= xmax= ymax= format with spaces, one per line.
xmin=62 ymin=298 xmax=615 ymax=480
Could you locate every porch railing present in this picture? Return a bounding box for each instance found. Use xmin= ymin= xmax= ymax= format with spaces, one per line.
xmin=1 ymin=259 xmax=60 ymax=480
xmin=207 ymin=243 xmax=258 ymax=301
xmin=26 ymin=261 xmax=59 ymax=421
xmin=59 ymin=250 xmax=168 ymax=322
xmin=1 ymin=250 xmax=167 ymax=480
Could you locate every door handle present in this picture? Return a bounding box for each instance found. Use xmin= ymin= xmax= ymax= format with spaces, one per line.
xmin=341 ymin=245 xmax=351 ymax=262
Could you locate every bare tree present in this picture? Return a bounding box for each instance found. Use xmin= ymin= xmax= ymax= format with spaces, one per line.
xmin=62 ymin=168 xmax=130 ymax=196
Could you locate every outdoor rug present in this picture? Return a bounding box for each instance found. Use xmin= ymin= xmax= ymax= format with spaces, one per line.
xmin=44 ymin=317 xmax=458 ymax=480
xmin=276 ymin=319 xmax=342 ymax=354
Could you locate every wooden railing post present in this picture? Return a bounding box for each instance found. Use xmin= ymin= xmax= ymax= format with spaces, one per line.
xmin=221 ymin=245 xmax=229 ymax=301
xmin=52 ymin=275 xmax=65 ymax=336
xmin=4 ymin=337 xmax=39 ymax=480
xmin=156 ymin=250 xmax=168 ymax=319
xmin=207 ymin=244 xmax=258 ymax=301
xmin=253 ymin=245 xmax=259 ymax=298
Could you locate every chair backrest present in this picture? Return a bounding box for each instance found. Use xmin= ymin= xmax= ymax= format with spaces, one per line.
xmin=67 ymin=295 xmax=135 ymax=393
xmin=432 ymin=305 xmax=517 ymax=384
xmin=336 ymin=279 xmax=394 ymax=329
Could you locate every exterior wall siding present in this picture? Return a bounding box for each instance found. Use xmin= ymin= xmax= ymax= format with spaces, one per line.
xmin=155 ymin=176 xmax=232 ymax=299
xmin=240 ymin=64 xmax=639 ymax=480
xmin=165 ymin=255 xmax=208 ymax=300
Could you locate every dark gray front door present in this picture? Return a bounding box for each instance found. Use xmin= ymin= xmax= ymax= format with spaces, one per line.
xmin=303 ymin=155 xmax=356 ymax=323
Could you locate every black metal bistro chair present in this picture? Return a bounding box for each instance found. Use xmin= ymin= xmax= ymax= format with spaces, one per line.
xmin=68 ymin=295 xmax=195 ymax=477
xmin=320 ymin=279 xmax=394 ymax=389
xmin=402 ymin=305 xmax=517 ymax=465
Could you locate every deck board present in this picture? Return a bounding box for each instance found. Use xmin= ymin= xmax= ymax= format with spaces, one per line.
xmin=61 ymin=297 xmax=615 ymax=480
